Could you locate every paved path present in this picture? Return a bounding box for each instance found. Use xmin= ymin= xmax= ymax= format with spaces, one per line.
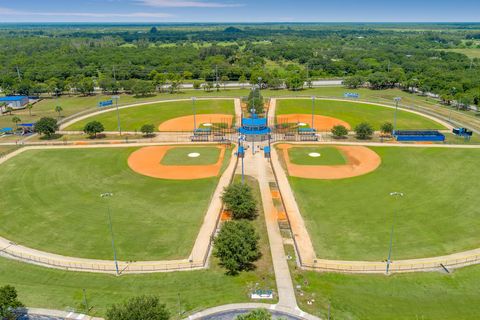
xmin=237 ymin=150 xmax=298 ymax=310
xmin=187 ymin=303 xmax=319 ymax=320
xmin=234 ymin=98 xmax=242 ymax=127
xmin=16 ymin=308 xmax=103 ymax=320
xmin=0 ymin=142 xmax=237 ymax=274
xmin=270 ymin=141 xmax=480 ymax=274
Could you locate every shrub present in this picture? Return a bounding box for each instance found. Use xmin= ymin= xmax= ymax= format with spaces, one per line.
xmin=331 ymin=125 xmax=348 ymax=139
xmin=106 ymin=295 xmax=169 ymax=320
xmin=236 ymin=309 xmax=271 ymax=320
xmin=222 ymin=183 xmax=258 ymax=220
xmin=141 ymin=124 xmax=155 ymax=137
xmin=380 ymin=122 xmax=394 ymax=135
xmin=354 ymin=122 xmax=374 ymax=140
xmin=214 ymin=220 xmax=260 ymax=275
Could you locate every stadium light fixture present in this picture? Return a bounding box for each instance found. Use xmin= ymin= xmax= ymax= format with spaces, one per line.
xmin=100 ymin=192 xmax=119 ymax=275
xmin=386 ymin=191 xmax=404 ymax=274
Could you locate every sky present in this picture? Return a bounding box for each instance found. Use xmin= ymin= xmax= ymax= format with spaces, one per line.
xmin=0 ymin=0 xmax=479 ymax=23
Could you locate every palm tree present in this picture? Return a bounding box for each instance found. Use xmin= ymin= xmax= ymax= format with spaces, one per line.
xmin=55 ymin=105 xmax=63 ymax=119
xmin=12 ymin=116 xmax=21 ymax=128
xmin=6 ymin=106 xmax=13 ymax=115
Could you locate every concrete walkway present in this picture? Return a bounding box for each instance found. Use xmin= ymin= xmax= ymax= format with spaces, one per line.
xmin=16 ymin=308 xmax=103 ymax=320
xmin=237 ymin=150 xmax=298 ymax=310
xmin=0 ymin=142 xmax=237 ymax=274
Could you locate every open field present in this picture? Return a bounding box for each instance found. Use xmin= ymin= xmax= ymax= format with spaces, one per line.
xmin=66 ymin=99 xmax=234 ymax=132
xmin=0 ymin=146 xmax=230 ymax=260
xmin=285 ymin=245 xmax=480 ymax=320
xmin=276 ymin=99 xmax=445 ymax=130
xmin=441 ymin=48 xmax=480 ymax=59
xmin=0 ymin=255 xmax=268 ymax=318
xmin=285 ymin=146 xmax=480 ymax=261
xmin=288 ymin=146 xmax=347 ymax=166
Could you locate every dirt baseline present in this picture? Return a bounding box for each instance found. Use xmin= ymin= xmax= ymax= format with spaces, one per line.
xmin=128 ymin=146 xmax=225 ymax=180
xmin=158 ymin=114 xmax=233 ymax=132
xmin=278 ymin=144 xmax=381 ymax=180
xmin=276 ymin=114 xmax=351 ymax=131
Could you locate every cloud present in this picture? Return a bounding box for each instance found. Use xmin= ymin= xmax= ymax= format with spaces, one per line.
xmin=138 ymin=0 xmax=243 ymax=8
xmin=0 ymin=6 xmax=172 ymax=19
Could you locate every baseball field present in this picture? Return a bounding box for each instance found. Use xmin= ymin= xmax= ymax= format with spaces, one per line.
xmin=66 ymin=99 xmax=234 ymax=132
xmin=276 ymin=99 xmax=446 ymax=130
xmin=281 ymin=145 xmax=480 ymax=261
xmin=0 ymin=145 xmax=231 ymax=260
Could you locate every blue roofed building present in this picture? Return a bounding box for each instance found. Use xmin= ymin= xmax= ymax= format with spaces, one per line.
xmin=0 ymin=96 xmax=29 ymax=112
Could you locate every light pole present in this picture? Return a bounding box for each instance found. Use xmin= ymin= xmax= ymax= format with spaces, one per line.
xmin=192 ymin=97 xmax=197 ymax=131
xmin=100 ymin=192 xmax=119 ymax=275
xmin=393 ymin=97 xmax=401 ymax=134
xmin=386 ymin=191 xmax=404 ymax=274
xmin=112 ymin=95 xmax=121 ymax=135
xmin=311 ymin=96 xmax=315 ymax=130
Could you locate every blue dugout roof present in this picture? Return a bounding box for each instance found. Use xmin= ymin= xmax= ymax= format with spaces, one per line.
xmin=0 ymin=127 xmax=14 ymax=132
xmin=0 ymin=96 xmax=28 ymax=102
xmin=242 ymin=117 xmax=267 ymax=126
xmin=239 ymin=127 xmax=271 ymax=135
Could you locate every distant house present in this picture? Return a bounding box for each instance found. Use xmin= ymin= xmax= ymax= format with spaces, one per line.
xmin=0 ymin=96 xmax=29 ymax=112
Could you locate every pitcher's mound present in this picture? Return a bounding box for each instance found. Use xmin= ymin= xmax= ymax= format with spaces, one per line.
xmin=158 ymin=114 xmax=233 ymax=131
xmin=276 ymin=114 xmax=351 ymax=131
xmin=128 ymin=146 xmax=225 ymax=180
xmin=278 ymin=144 xmax=381 ymax=180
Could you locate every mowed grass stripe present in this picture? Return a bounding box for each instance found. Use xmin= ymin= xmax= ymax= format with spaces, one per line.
xmin=276 ymin=99 xmax=445 ymax=130
xmin=0 ymin=147 xmax=228 ymax=260
xmin=67 ymin=99 xmax=234 ymax=131
xmin=161 ymin=147 xmax=220 ymax=166
xmin=288 ymin=147 xmax=480 ymax=260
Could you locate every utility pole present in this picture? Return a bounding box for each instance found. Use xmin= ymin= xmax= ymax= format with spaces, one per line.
xmin=311 ymin=96 xmax=315 ymax=130
xmin=215 ymin=65 xmax=219 ymax=87
xmin=112 ymin=65 xmax=117 ymax=81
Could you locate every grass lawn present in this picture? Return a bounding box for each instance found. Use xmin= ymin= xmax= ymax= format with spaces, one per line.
xmin=286 ymin=146 xmax=480 ymax=260
xmin=0 ymin=146 xmax=230 ymax=260
xmin=161 ymin=147 xmax=221 ymax=166
xmin=0 ymin=255 xmax=269 ymax=318
xmin=0 ymin=145 xmax=20 ymax=156
xmin=285 ymin=245 xmax=480 ymax=320
xmin=66 ymin=99 xmax=234 ymax=132
xmin=441 ymin=48 xmax=480 ymax=59
xmin=288 ymin=146 xmax=347 ymax=166
xmin=276 ymin=99 xmax=445 ymax=130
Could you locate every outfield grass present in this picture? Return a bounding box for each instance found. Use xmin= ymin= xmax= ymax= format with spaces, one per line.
xmin=161 ymin=147 xmax=221 ymax=166
xmin=0 ymin=147 xmax=230 ymax=260
xmin=0 ymin=174 xmax=276 ymax=318
xmin=286 ymin=146 xmax=480 ymax=260
xmin=284 ymin=245 xmax=480 ymax=320
xmin=288 ymin=147 xmax=346 ymax=166
xmin=276 ymin=99 xmax=445 ymax=130
xmin=66 ymin=99 xmax=234 ymax=131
